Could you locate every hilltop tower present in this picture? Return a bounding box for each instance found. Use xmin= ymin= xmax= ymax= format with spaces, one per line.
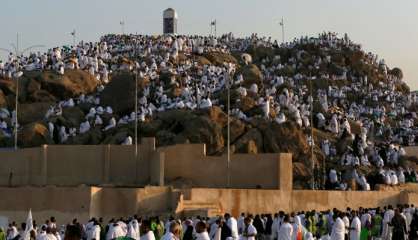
xmin=163 ymin=8 xmax=178 ymax=34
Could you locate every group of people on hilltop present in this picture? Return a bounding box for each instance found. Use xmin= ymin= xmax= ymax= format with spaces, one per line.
xmin=1 ymin=204 xmax=417 ymax=240
xmin=1 ymin=32 xmax=417 ymax=190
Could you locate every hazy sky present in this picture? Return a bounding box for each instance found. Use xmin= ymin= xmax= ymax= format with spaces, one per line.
xmin=1 ymin=0 xmax=417 ymax=89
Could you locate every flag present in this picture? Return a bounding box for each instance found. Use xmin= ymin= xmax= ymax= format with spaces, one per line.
xmin=70 ymin=30 xmax=76 ymax=36
xmin=210 ymin=20 xmax=216 ymax=26
xmin=22 ymin=209 xmax=33 ymax=240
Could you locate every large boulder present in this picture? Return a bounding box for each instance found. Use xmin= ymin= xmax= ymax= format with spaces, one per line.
xmin=227 ymin=118 xmax=246 ymax=143
xmin=239 ymin=96 xmax=256 ymax=112
xmin=237 ymin=64 xmax=262 ymax=87
xmin=232 ymin=128 xmax=263 ymax=153
xmin=206 ymin=106 xmax=227 ymax=127
xmin=250 ymin=119 xmax=310 ymax=160
xmin=156 ymin=109 xmax=224 ymax=154
xmin=68 ymin=127 xmax=103 ymax=145
xmin=28 ymin=89 xmax=57 ymax=102
xmin=18 ymin=122 xmax=52 ymax=147
xmin=39 ymin=70 xmax=98 ymax=99
xmin=100 ymin=72 xmax=141 ymax=114
xmin=140 ymin=119 xmax=163 ymax=136
xmin=180 ymin=116 xmax=224 ymax=154
xmin=18 ymin=102 xmax=52 ymax=125
xmin=62 ymin=107 xmax=85 ymax=127
xmin=194 ymin=55 xmax=211 ymax=66
xmin=102 ymin=130 xmax=130 ymax=144
xmin=0 ymin=79 xmax=16 ymax=95
xmin=389 ymin=67 xmax=403 ymax=80
xmin=0 ymin=89 xmax=6 ymax=108
xmin=204 ymin=52 xmax=238 ymax=66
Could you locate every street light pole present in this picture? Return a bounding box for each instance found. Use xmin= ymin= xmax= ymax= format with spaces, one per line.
xmin=226 ymin=71 xmax=231 ymax=188
xmin=135 ymin=71 xmax=138 ymax=158
xmin=120 ymin=21 xmax=125 ymax=35
xmin=71 ymin=30 xmax=76 ymax=46
xmin=214 ymin=20 xmax=217 ymax=38
xmin=14 ymin=70 xmax=19 ymax=150
xmin=2 ymin=33 xmax=44 ymax=150
xmin=309 ymin=73 xmax=315 ymax=190
xmin=279 ymin=17 xmax=285 ymax=44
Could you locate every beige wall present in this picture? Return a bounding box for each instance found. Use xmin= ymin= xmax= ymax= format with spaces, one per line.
xmin=185 ymin=188 xmax=408 ymax=216
xmin=0 ymin=186 xmax=91 ymax=225
xmin=0 ymin=186 xmax=178 ymax=225
xmin=1 ymin=140 xmax=287 ymax=189
xmin=0 ymin=139 xmax=156 ymax=187
xmin=1 ymin=185 xmax=417 ymax=226
xmin=161 ymin=144 xmax=287 ymax=189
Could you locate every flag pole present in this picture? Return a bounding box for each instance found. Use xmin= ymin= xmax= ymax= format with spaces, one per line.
xmin=280 ymin=17 xmax=285 ymax=44
xmin=214 ymin=20 xmax=217 ymax=38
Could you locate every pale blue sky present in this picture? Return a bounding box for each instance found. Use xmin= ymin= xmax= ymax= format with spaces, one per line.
xmin=1 ymin=0 xmax=417 ymax=89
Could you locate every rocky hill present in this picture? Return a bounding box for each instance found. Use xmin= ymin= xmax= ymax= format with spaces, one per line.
xmin=0 ymin=33 xmax=417 ymax=188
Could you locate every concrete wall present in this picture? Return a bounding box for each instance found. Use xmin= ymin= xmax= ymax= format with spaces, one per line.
xmin=0 ymin=186 xmax=92 ymax=226
xmin=0 ymin=186 xmax=179 ymax=226
xmin=161 ymin=144 xmax=290 ymax=189
xmin=185 ymin=188 xmax=407 ymax=216
xmin=1 ymin=185 xmax=417 ymax=227
xmin=0 ymin=139 xmax=156 ymax=187
xmin=0 ymin=140 xmax=289 ymax=189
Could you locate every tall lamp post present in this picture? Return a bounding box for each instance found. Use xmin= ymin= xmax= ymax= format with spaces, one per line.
xmin=70 ymin=30 xmax=76 ymax=46
xmin=120 ymin=21 xmax=125 ymax=35
xmin=210 ymin=20 xmax=217 ymax=38
xmin=279 ymin=17 xmax=285 ymax=44
xmin=1 ymin=33 xmax=44 ymax=150
xmin=309 ymin=73 xmax=315 ymax=189
xmin=134 ymin=71 xmax=138 ymax=158
xmin=225 ymin=70 xmax=231 ymax=188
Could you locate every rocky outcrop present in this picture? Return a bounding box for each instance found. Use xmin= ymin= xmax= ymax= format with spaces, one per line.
xmin=18 ymin=122 xmax=52 ymax=147
xmin=39 ymin=70 xmax=98 ymax=99
xmin=204 ymin=52 xmax=238 ymax=66
xmin=100 ymin=72 xmax=141 ymax=114
xmin=0 ymin=89 xmax=6 ymax=108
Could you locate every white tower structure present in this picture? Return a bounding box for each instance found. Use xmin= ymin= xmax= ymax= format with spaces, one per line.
xmin=163 ymin=8 xmax=178 ymax=34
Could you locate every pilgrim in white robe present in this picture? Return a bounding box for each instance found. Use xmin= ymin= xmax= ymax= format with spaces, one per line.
xmin=140 ymin=231 xmax=156 ymax=240
xmin=277 ymin=223 xmax=293 ymax=240
xmin=128 ymin=219 xmax=140 ymax=240
xmin=330 ymin=217 xmax=345 ymax=240
xmin=80 ymin=121 xmax=91 ymax=134
xmin=103 ymin=117 xmax=116 ymax=131
xmin=349 ymin=216 xmax=361 ymax=240
xmin=122 ymin=136 xmax=133 ymax=145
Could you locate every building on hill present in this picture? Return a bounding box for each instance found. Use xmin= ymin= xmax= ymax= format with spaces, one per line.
xmin=163 ymin=8 xmax=178 ymax=34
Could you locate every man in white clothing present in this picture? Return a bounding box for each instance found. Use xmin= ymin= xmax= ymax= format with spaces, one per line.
xmin=382 ymin=206 xmax=394 ymax=240
xmin=160 ymin=221 xmax=181 ymax=240
xmin=239 ymin=217 xmax=257 ymax=240
xmin=195 ymin=221 xmax=211 ymax=240
xmin=140 ymin=220 xmax=156 ymax=240
xmin=128 ymin=217 xmax=140 ymax=240
xmin=106 ymin=223 xmax=125 ymax=240
xmin=277 ymin=215 xmax=293 ymax=240
xmin=330 ymin=213 xmax=345 ymax=240
xmin=349 ymin=211 xmax=361 ymax=240
xmin=225 ymin=214 xmax=239 ymax=240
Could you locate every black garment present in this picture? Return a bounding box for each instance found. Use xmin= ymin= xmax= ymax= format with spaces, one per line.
xmin=253 ymin=216 xmax=265 ymax=235
xmin=183 ymin=226 xmax=194 ymax=240
xmin=391 ymin=214 xmax=407 ymax=240
xmin=410 ymin=214 xmax=418 ymax=240
xmin=221 ymin=224 xmax=232 ymax=240
xmin=265 ymin=216 xmax=273 ymax=235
